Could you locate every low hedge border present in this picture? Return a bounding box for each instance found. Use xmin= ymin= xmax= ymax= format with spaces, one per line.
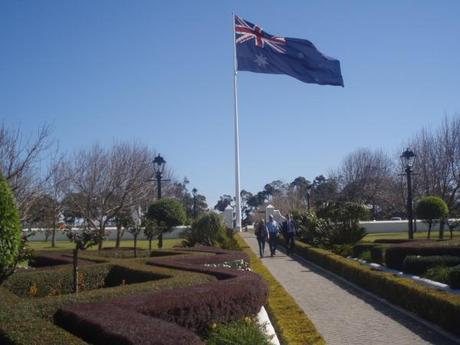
xmin=235 ymin=234 xmax=326 ymax=345
xmin=55 ymin=303 xmax=204 ymax=345
xmin=402 ymin=255 xmax=460 ymax=275
xmin=385 ymin=242 xmax=460 ymax=270
xmin=290 ymin=239 xmax=460 ymax=336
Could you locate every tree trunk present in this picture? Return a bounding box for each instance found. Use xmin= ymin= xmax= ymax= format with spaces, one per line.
xmin=73 ymin=248 xmax=79 ymax=294
xmin=98 ymin=227 xmax=104 ymax=250
xmin=439 ymin=219 xmax=445 ymax=240
xmin=148 ymin=239 xmax=152 ymax=256
xmin=134 ymin=234 xmax=138 ymax=258
xmin=158 ymin=232 xmax=163 ymax=249
xmin=116 ymin=223 xmax=122 ymax=249
xmin=427 ymin=222 xmax=432 ymax=239
xmin=51 ymin=225 xmax=56 ymax=248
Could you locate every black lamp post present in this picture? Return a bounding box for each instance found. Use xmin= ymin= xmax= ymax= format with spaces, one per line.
xmin=153 ymin=154 xmax=166 ymax=200
xmin=192 ymin=188 xmax=198 ymax=219
xmin=152 ymin=154 xmax=167 ymax=248
xmin=400 ymin=148 xmax=416 ymax=240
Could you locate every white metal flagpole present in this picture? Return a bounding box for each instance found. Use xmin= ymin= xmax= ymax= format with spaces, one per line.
xmin=232 ymin=13 xmax=242 ymax=231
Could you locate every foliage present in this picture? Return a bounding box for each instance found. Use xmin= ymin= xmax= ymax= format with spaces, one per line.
xmin=416 ymin=196 xmax=449 ymax=239
xmin=206 ymin=319 xmax=272 ymax=345
xmin=0 ymin=176 xmax=23 ymax=285
xmin=183 ymin=213 xmax=237 ymax=249
xmin=330 ymin=244 xmax=353 ymax=257
xmin=147 ymin=198 xmax=186 ymax=231
xmin=214 ymin=194 xmax=233 ymax=212
xmin=235 ymin=234 xmax=326 ymax=345
xmin=148 ymin=198 xmax=186 ymax=249
xmin=402 ymin=255 xmax=460 ymax=275
xmin=416 ymin=196 xmax=449 ymax=222
xmin=287 ymin=238 xmax=460 ymax=336
xmin=422 ymin=265 xmax=452 ymax=284
xmin=294 ymin=202 xmax=368 ymax=247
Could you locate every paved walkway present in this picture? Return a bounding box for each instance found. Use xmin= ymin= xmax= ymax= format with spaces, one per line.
xmin=240 ymin=232 xmax=460 ymax=345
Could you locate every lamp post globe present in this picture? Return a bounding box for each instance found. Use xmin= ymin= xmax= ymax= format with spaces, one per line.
xmin=400 ymin=148 xmax=416 ymax=240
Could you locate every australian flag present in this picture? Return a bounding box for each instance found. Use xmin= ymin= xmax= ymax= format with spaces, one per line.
xmin=235 ymin=15 xmax=344 ymax=87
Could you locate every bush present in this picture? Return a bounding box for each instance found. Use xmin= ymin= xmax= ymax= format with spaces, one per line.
xmin=385 ymin=243 xmax=460 ymax=270
xmin=206 ymin=319 xmax=272 ymax=345
xmin=0 ymin=176 xmax=22 ymax=285
xmin=402 ymin=255 xmax=460 ymax=275
xmin=422 ymin=266 xmax=452 ymax=284
xmin=55 ymin=303 xmax=204 ymax=345
xmin=286 ymin=239 xmax=460 ymax=336
xmin=183 ymin=213 xmax=237 ymax=249
xmin=416 ymin=196 xmax=449 ymax=239
xmin=295 ymin=202 xmax=368 ymax=247
xmin=448 ymin=265 xmax=460 ymax=289
xmin=147 ymin=198 xmax=186 ymax=248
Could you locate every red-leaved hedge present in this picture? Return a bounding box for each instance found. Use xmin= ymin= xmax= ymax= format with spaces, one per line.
xmin=55 ymin=303 xmax=204 ymax=345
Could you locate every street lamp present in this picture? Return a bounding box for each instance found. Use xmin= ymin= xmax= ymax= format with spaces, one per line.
xmin=152 ymin=154 xmax=167 ymax=248
xmin=192 ymin=188 xmax=198 ymax=219
xmin=153 ymin=154 xmax=166 ymax=200
xmin=400 ymin=148 xmax=416 ymax=240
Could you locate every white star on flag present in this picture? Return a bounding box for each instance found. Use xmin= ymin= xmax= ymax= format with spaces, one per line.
xmin=254 ymin=54 xmax=269 ymax=67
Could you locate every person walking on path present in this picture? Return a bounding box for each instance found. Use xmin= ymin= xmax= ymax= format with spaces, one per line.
xmin=255 ymin=219 xmax=269 ymax=258
xmin=267 ymin=214 xmax=280 ymax=257
xmin=284 ymin=213 xmax=296 ymax=255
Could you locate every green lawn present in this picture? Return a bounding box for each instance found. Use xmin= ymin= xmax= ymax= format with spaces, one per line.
xmin=27 ymin=238 xmax=184 ymax=251
xmin=363 ymin=230 xmax=460 ymax=242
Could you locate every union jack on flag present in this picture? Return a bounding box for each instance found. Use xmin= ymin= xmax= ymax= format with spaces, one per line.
xmin=234 ymin=15 xmax=344 ymax=87
xmin=235 ymin=16 xmax=286 ymax=54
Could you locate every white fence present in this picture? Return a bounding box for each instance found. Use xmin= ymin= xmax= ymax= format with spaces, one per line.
xmin=23 ymin=226 xmax=189 ymax=242
xmin=359 ymin=220 xmax=443 ymax=233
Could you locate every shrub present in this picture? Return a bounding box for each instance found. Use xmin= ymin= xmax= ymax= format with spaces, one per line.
xmin=330 ymin=244 xmax=353 ymax=257
xmin=448 ymin=265 xmax=460 ymax=289
xmin=55 ymin=303 xmax=204 ymax=345
xmin=402 ymin=255 xmax=460 ymax=275
xmin=296 ymin=202 xmax=368 ymax=247
xmin=206 ymin=319 xmax=272 ymax=345
xmin=147 ymin=198 xmax=186 ymax=249
xmin=0 ymin=176 xmax=22 ymax=285
xmin=422 ymin=266 xmax=452 ymax=284
xmin=183 ymin=213 xmax=237 ymax=249
xmin=385 ymin=243 xmax=460 ymax=270
xmin=416 ymin=196 xmax=449 ymax=239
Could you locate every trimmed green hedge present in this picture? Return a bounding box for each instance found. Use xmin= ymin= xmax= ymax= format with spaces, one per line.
xmin=402 ymin=255 xmax=460 ymax=275
xmin=235 ymin=234 xmax=325 ymax=345
xmin=385 ymin=242 xmax=460 ymax=270
xmin=291 ymin=239 xmax=460 ymax=336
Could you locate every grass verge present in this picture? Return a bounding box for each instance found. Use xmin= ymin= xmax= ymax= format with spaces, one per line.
xmin=235 ymin=234 xmax=325 ymax=345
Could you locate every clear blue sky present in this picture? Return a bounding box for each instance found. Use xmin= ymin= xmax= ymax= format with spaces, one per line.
xmin=1 ymin=1 xmax=459 ymax=207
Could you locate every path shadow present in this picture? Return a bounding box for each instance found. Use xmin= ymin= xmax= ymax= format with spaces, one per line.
xmin=277 ymin=246 xmax=460 ymax=345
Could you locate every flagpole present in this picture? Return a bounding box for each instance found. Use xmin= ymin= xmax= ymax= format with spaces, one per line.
xmin=232 ymin=13 xmax=242 ymax=232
